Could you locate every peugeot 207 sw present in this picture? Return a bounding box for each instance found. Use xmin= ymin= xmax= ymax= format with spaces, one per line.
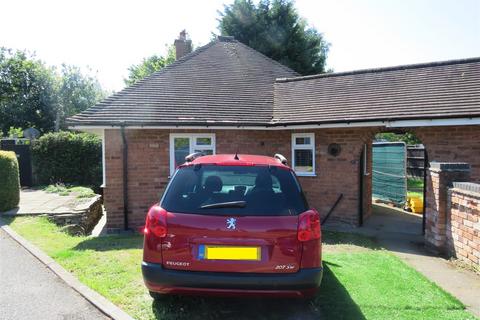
xmin=142 ymin=153 xmax=323 ymax=298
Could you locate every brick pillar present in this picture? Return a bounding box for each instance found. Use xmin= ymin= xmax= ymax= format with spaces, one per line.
xmin=425 ymin=162 xmax=470 ymax=253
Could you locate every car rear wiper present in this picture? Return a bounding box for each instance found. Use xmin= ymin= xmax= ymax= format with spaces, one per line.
xmin=199 ymin=201 xmax=246 ymax=209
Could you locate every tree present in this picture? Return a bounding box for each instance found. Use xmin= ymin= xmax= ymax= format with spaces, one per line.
xmin=218 ymin=0 xmax=329 ymax=75
xmin=375 ymin=132 xmax=422 ymax=145
xmin=0 ymin=48 xmax=58 ymax=134
xmin=124 ymin=45 xmax=176 ymax=86
xmin=57 ymin=65 xmax=107 ymax=129
xmin=0 ymin=48 xmax=107 ymax=135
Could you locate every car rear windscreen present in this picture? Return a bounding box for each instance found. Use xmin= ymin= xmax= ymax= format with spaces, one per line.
xmin=161 ymin=165 xmax=308 ymax=216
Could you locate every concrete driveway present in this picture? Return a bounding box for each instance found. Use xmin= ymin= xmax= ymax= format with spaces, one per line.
xmin=0 ymin=229 xmax=109 ymax=320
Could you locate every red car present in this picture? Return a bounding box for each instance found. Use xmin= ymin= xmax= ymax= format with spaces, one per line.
xmin=142 ymin=153 xmax=323 ymax=299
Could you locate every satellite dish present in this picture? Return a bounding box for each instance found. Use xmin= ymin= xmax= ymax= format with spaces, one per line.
xmin=23 ymin=127 xmax=40 ymax=139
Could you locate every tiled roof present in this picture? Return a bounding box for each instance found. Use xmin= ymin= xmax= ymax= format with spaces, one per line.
xmin=68 ymin=38 xmax=480 ymax=128
xmin=67 ymin=37 xmax=298 ymax=126
xmin=273 ymin=57 xmax=480 ymax=125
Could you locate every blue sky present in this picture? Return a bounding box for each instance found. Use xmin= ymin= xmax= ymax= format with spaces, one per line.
xmin=1 ymin=0 xmax=479 ymax=91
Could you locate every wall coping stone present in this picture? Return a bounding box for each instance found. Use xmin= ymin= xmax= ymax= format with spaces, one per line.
xmin=452 ymin=182 xmax=480 ymax=194
xmin=448 ymin=182 xmax=480 ymax=199
xmin=429 ymin=162 xmax=471 ymax=172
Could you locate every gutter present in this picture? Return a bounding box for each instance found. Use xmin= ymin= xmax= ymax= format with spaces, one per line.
xmin=68 ymin=116 xmax=480 ymax=131
xmin=120 ymin=125 xmax=129 ymax=231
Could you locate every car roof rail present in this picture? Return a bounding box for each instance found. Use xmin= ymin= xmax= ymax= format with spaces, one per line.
xmin=274 ymin=153 xmax=287 ymax=165
xmin=185 ymin=152 xmax=205 ymax=162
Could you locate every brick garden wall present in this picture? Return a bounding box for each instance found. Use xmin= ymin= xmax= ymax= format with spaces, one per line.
xmin=411 ymin=126 xmax=480 ymax=252
xmin=446 ymin=183 xmax=480 ymax=266
xmin=424 ymin=163 xmax=471 ymax=250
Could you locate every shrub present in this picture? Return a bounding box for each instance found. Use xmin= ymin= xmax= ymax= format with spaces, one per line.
xmin=32 ymin=131 xmax=102 ymax=188
xmin=0 ymin=151 xmax=20 ymax=211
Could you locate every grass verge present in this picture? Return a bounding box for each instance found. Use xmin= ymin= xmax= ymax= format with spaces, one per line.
xmin=3 ymin=216 xmax=475 ymax=320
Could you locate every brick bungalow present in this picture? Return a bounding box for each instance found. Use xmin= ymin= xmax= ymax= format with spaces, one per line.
xmin=68 ymin=33 xmax=480 ymax=252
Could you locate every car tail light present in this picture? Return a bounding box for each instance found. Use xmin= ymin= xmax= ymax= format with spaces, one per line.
xmin=145 ymin=205 xmax=167 ymax=238
xmin=297 ymin=210 xmax=321 ymax=242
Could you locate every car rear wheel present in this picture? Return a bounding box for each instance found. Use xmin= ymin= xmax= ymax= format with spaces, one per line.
xmin=149 ymin=291 xmax=166 ymax=301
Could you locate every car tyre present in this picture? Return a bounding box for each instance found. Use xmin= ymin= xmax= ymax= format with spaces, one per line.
xmin=149 ymin=291 xmax=166 ymax=301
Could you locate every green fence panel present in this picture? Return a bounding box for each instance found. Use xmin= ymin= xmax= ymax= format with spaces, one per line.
xmin=372 ymin=142 xmax=407 ymax=205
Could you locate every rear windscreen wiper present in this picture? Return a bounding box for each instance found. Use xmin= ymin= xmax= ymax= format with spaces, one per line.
xmin=200 ymin=201 xmax=246 ymax=209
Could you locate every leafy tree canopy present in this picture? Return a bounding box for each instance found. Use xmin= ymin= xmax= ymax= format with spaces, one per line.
xmin=0 ymin=48 xmax=107 ymax=135
xmin=57 ymin=64 xmax=107 ymax=128
xmin=124 ymin=45 xmax=176 ymax=86
xmin=0 ymin=48 xmax=58 ymax=134
xmin=375 ymin=132 xmax=422 ymax=145
xmin=218 ymin=0 xmax=329 ymax=75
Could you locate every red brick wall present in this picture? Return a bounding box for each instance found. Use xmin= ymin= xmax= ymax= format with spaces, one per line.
xmin=218 ymin=129 xmax=374 ymax=225
xmin=103 ymin=129 xmax=124 ymax=229
xmin=447 ymin=186 xmax=480 ymax=265
xmin=104 ymin=128 xmax=373 ymax=230
xmin=103 ymin=125 xmax=480 ymax=231
xmin=413 ymin=126 xmax=480 ymax=182
xmin=104 ymin=129 xmax=171 ymax=230
xmin=425 ymin=164 xmax=471 ymax=250
xmin=412 ymin=126 xmax=480 ymax=250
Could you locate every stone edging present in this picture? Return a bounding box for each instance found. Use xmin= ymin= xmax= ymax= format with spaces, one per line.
xmin=0 ymin=219 xmax=134 ymax=320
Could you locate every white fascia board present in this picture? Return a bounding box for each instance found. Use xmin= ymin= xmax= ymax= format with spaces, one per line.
xmin=68 ymin=117 xmax=480 ymax=131
xmin=68 ymin=121 xmax=386 ymax=131
xmin=387 ymin=118 xmax=480 ymax=128
xmin=70 ymin=127 xmax=105 ymax=135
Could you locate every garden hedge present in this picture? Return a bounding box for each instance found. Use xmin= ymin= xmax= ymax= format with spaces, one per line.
xmin=0 ymin=151 xmax=20 ymax=212
xmin=32 ymin=131 xmax=102 ymax=188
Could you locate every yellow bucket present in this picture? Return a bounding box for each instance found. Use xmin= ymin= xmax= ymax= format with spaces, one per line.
xmin=409 ymin=196 xmax=423 ymax=214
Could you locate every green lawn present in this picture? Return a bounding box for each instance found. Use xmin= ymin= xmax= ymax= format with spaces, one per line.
xmin=407 ymin=178 xmax=424 ymax=190
xmin=3 ymin=216 xmax=475 ymax=320
xmin=407 ymin=178 xmax=424 ymax=200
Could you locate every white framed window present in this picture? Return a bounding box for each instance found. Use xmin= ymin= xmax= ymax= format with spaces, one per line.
xmin=291 ymin=133 xmax=315 ymax=176
xmin=169 ymin=133 xmax=215 ymax=174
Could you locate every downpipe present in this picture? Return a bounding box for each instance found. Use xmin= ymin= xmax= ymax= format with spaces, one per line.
xmin=121 ymin=125 xmax=129 ymax=231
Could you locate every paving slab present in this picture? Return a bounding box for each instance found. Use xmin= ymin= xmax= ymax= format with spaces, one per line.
xmin=1 ymin=189 xmax=88 ymax=216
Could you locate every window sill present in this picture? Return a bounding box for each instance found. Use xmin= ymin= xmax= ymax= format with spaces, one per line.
xmin=295 ymin=173 xmax=317 ymax=177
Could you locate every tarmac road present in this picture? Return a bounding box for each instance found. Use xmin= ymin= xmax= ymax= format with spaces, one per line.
xmin=0 ymin=228 xmax=109 ymax=320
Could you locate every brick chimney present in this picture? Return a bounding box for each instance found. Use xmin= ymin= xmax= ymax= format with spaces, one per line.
xmin=174 ymin=30 xmax=192 ymax=60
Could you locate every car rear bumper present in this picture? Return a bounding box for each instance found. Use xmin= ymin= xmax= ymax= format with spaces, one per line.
xmin=142 ymin=261 xmax=323 ymax=297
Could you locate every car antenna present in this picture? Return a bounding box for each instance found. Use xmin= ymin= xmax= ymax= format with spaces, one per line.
xmin=234 ymin=150 xmax=239 ymax=160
